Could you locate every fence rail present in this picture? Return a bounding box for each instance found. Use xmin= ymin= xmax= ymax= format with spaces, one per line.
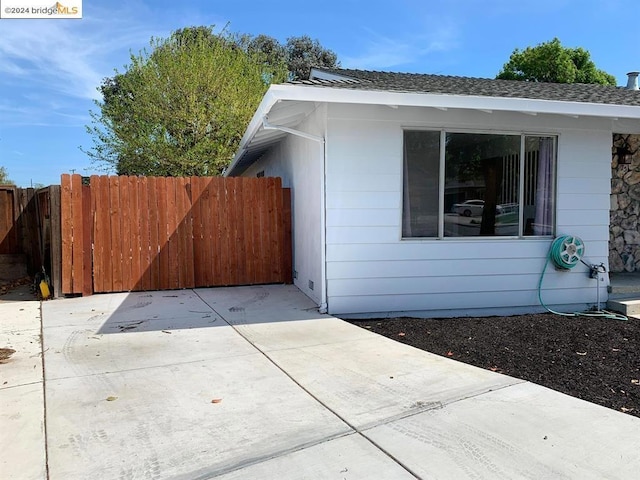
xmin=61 ymin=174 xmax=292 ymax=295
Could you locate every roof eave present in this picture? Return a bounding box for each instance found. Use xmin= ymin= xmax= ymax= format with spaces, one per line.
xmin=272 ymin=84 xmax=640 ymax=118
xmin=227 ymin=84 xmax=640 ymax=176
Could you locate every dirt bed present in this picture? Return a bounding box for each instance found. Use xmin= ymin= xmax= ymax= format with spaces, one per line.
xmin=348 ymin=313 xmax=640 ymax=418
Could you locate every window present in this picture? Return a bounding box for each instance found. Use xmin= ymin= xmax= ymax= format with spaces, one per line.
xmin=402 ymin=130 xmax=556 ymax=238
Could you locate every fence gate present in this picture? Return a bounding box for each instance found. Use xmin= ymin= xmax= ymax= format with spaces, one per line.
xmin=61 ymin=174 xmax=292 ymax=295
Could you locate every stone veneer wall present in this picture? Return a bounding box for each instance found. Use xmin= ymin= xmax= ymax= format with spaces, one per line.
xmin=610 ymin=134 xmax=640 ymax=272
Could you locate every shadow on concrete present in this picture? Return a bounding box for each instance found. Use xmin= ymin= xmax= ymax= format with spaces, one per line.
xmin=93 ymin=284 xmax=323 ymax=335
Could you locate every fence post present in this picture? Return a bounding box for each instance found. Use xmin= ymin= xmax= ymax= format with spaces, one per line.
xmin=49 ymin=185 xmax=62 ymax=298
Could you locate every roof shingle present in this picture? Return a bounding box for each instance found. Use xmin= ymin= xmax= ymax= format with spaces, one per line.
xmin=300 ymin=68 xmax=640 ymax=107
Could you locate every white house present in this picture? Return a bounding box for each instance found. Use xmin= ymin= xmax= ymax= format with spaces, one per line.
xmin=226 ymin=68 xmax=640 ymax=318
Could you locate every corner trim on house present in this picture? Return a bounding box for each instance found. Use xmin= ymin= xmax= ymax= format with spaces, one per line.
xmin=258 ymin=114 xmax=329 ymax=314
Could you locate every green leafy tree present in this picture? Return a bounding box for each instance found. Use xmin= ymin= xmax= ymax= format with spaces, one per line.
xmin=285 ymin=35 xmax=339 ymax=80
xmin=85 ymin=27 xmax=288 ymax=176
xmin=496 ymin=38 xmax=616 ymax=85
xmin=0 ymin=166 xmax=13 ymax=185
xmin=240 ymin=33 xmax=339 ymax=80
xmin=244 ymin=34 xmax=287 ymax=71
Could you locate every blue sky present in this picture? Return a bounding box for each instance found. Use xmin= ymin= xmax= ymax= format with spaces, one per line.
xmin=0 ymin=0 xmax=637 ymax=187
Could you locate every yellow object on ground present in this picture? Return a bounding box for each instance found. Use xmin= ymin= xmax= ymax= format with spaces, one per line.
xmin=39 ymin=280 xmax=50 ymax=299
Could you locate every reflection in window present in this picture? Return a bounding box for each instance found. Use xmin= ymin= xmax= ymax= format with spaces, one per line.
xmin=524 ymin=136 xmax=555 ymax=236
xmin=444 ymin=133 xmax=520 ymax=237
xmin=402 ymin=131 xmax=440 ymax=237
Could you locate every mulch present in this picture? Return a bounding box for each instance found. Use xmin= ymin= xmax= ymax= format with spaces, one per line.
xmin=347 ymin=313 xmax=640 ymax=418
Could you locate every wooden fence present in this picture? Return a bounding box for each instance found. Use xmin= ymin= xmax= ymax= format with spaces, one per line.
xmin=61 ymin=174 xmax=292 ymax=296
xmin=0 ymin=185 xmax=62 ymax=294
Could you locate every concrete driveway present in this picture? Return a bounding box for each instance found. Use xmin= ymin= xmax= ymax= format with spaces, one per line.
xmin=2 ymin=284 xmax=640 ymax=479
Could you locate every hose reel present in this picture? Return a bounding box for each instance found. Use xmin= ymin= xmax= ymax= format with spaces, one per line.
xmin=549 ymin=235 xmax=585 ymax=270
xmin=538 ymin=235 xmax=627 ymax=321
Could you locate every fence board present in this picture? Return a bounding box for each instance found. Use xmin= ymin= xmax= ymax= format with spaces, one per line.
xmin=156 ymin=177 xmax=170 ymax=290
xmin=249 ymin=180 xmax=261 ymax=284
xmin=0 ymin=188 xmax=18 ymax=254
xmin=257 ymin=179 xmax=269 ymax=284
xmin=70 ymin=176 xmax=83 ymax=294
xmin=146 ymin=177 xmax=159 ymax=289
xmin=120 ymin=178 xmax=132 ymax=290
xmin=138 ymin=177 xmax=150 ymax=291
xmin=209 ymin=180 xmax=222 ymax=285
xmin=282 ymin=188 xmax=292 ymax=284
xmin=226 ymin=178 xmax=239 ymax=285
xmin=234 ymin=179 xmax=246 ymax=284
xmin=177 ymin=178 xmax=186 ymax=287
xmin=172 ymin=177 xmax=183 ymax=288
xmin=61 ymin=175 xmax=72 ymax=293
xmin=29 ymin=189 xmax=42 ymax=273
xmin=95 ymin=176 xmax=111 ymax=292
xmin=109 ymin=177 xmax=123 ymax=292
xmin=191 ymin=177 xmax=204 ymax=286
xmin=177 ymin=177 xmax=193 ymax=288
xmin=200 ymin=178 xmax=214 ymax=286
xmin=183 ymin=178 xmax=195 ymax=288
xmin=90 ymin=176 xmax=101 ymax=293
xmin=128 ymin=177 xmax=141 ymax=290
xmin=81 ymin=184 xmax=92 ymax=296
xmin=270 ymin=177 xmax=283 ymax=281
xmin=166 ymin=178 xmax=177 ymax=289
xmin=242 ymin=181 xmax=255 ymax=284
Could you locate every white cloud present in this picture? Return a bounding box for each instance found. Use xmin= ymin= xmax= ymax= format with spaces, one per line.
xmin=0 ymin=0 xmax=232 ymax=129
xmin=0 ymin=13 xmax=155 ymax=101
xmin=342 ymin=22 xmax=459 ymax=70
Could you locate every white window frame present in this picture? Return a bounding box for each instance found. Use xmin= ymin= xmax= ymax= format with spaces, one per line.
xmin=402 ymin=128 xmax=558 ymax=240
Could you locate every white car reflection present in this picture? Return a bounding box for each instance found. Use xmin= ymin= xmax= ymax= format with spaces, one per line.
xmin=452 ymin=200 xmax=518 ymax=217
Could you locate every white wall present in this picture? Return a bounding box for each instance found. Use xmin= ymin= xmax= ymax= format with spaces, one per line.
xmin=325 ymin=103 xmax=613 ymax=317
xmin=242 ymin=105 xmax=326 ymax=305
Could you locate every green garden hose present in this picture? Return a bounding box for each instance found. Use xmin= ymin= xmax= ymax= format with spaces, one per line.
xmin=538 ymin=235 xmax=627 ymax=321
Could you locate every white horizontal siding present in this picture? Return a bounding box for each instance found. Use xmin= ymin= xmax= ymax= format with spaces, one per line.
xmin=326 ymin=226 xmax=399 ymax=244
xmin=327 ymin=240 xmax=610 ymax=262
xmin=557 ymin=193 xmax=610 ymax=211
xmin=326 ymin=173 xmax=400 ymax=192
xmin=556 ymin=209 xmax=609 ymax=227
xmin=328 ymin=239 xmax=553 ymax=260
xmin=554 ymin=225 xmax=610 ymax=242
xmin=328 ymin=257 xmax=552 ymax=279
xmin=330 ymin=287 xmax=606 ymax=316
xmin=322 ymin=105 xmax=613 ymax=317
xmin=557 ymin=177 xmax=611 ymax=194
xmin=329 ymin=271 xmax=594 ymax=297
xmin=326 ymin=191 xmax=401 ymax=209
xmin=326 ymin=208 xmax=398 ymax=227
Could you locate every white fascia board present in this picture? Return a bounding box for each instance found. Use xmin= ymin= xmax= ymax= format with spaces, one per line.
xmin=269 ymin=84 xmax=640 ymax=119
xmin=226 ymin=89 xmax=280 ymax=176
